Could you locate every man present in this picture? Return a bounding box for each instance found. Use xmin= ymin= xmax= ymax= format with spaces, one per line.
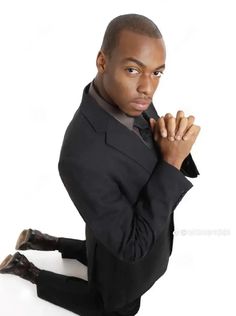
xmin=0 ymin=14 xmax=200 ymax=316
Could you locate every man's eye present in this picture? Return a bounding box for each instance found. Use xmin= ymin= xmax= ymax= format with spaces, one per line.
xmin=153 ymin=71 xmax=163 ymax=77
xmin=126 ymin=68 xmax=139 ymax=74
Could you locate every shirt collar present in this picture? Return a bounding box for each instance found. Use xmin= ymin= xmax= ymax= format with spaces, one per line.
xmin=88 ymin=80 xmax=135 ymax=131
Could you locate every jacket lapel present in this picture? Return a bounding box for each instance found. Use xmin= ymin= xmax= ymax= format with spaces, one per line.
xmin=80 ymin=84 xmax=159 ymax=174
xmin=106 ymin=116 xmax=158 ymax=173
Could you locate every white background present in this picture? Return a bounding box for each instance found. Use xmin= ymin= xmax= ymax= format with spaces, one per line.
xmin=0 ymin=0 xmax=235 ymax=315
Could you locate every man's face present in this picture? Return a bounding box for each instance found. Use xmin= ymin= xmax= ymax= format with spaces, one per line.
xmin=97 ymin=30 xmax=166 ymax=117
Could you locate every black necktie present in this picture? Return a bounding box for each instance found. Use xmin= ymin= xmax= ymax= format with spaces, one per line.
xmin=133 ymin=114 xmax=155 ymax=149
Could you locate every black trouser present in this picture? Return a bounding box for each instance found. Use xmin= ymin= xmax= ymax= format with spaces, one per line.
xmin=36 ymin=237 xmax=141 ymax=316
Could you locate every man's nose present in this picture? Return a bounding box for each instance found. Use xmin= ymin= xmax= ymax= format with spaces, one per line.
xmin=137 ymin=74 xmax=155 ymax=96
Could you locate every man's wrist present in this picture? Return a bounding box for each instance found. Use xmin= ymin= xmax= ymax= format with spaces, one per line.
xmin=162 ymin=158 xmax=182 ymax=170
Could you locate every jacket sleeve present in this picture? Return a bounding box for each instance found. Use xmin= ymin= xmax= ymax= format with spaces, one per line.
xmin=181 ymin=153 xmax=200 ymax=178
xmin=58 ymin=158 xmax=193 ymax=263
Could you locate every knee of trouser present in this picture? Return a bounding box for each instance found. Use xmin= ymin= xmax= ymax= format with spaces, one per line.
xmin=112 ymin=297 xmax=141 ymax=316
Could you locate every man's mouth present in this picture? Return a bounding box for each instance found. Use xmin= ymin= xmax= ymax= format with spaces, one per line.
xmin=130 ymin=98 xmax=151 ymax=110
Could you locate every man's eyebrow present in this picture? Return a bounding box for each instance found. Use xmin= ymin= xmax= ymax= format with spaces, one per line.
xmin=122 ymin=57 xmax=165 ymax=70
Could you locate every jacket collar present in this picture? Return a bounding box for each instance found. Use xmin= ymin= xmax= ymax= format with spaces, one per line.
xmin=79 ymin=83 xmax=160 ymax=173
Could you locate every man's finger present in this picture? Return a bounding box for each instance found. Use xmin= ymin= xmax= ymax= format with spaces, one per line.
xmin=165 ymin=113 xmax=173 ymax=119
xmin=176 ymin=110 xmax=185 ymax=129
xmin=157 ymin=116 xmax=167 ymax=138
xmin=183 ymin=125 xmax=201 ymax=141
xmin=186 ymin=115 xmax=195 ymax=128
xmin=175 ymin=117 xmax=188 ymax=140
xmin=166 ymin=117 xmax=176 ymax=141
xmin=181 ymin=115 xmax=195 ymax=139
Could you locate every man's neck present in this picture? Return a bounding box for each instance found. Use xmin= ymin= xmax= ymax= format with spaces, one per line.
xmin=93 ymin=76 xmax=116 ymax=107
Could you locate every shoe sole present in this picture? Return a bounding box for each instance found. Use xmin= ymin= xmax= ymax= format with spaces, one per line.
xmin=15 ymin=229 xmax=32 ymax=250
xmin=0 ymin=254 xmax=13 ymax=270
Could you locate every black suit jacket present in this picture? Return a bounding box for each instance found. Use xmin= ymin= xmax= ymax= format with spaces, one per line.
xmin=58 ymin=83 xmax=199 ymax=311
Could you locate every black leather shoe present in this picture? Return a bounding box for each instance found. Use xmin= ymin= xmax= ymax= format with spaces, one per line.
xmin=15 ymin=229 xmax=59 ymax=251
xmin=0 ymin=252 xmax=40 ymax=284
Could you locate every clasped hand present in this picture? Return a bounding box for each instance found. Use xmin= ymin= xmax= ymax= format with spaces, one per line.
xmin=149 ymin=111 xmax=201 ymax=170
xmin=149 ymin=110 xmax=197 ymax=142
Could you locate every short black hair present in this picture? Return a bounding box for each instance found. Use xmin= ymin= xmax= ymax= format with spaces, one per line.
xmin=101 ymin=14 xmax=162 ymax=57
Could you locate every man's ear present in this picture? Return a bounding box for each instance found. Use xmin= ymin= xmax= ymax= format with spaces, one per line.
xmin=96 ymin=50 xmax=107 ymax=74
